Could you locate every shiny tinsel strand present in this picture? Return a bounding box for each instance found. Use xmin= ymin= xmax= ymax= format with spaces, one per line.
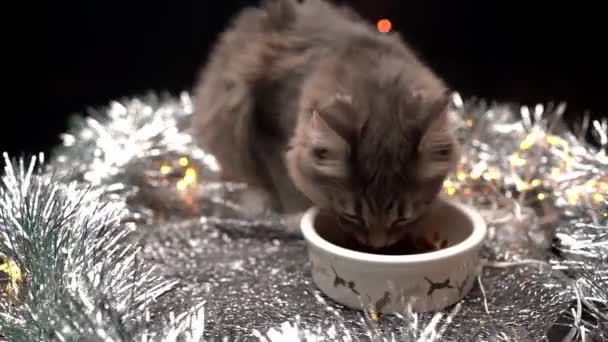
xmin=0 ymin=154 xmax=177 ymax=341
xmin=3 ymin=91 xmax=601 ymax=341
xmin=50 ymin=92 xmax=222 ymax=225
xmin=551 ymin=217 xmax=608 ymax=341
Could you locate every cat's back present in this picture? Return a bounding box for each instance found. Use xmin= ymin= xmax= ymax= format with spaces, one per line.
xmin=208 ymin=0 xmax=382 ymax=64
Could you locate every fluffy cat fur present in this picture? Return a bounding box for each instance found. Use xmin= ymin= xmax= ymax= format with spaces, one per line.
xmin=192 ymin=0 xmax=461 ymax=249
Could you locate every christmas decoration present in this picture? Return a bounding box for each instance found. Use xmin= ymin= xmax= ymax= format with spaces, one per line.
xmin=0 ymin=91 xmax=605 ymax=341
xmin=0 ymin=154 xmax=184 ymax=341
xmin=0 ymin=255 xmax=22 ymax=303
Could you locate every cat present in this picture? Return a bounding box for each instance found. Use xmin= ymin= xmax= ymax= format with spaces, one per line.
xmin=191 ymin=0 xmax=461 ymax=249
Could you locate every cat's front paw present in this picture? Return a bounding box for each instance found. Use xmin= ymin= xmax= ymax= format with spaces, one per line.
xmin=237 ymin=187 xmax=278 ymax=218
xmin=282 ymin=212 xmax=305 ymax=236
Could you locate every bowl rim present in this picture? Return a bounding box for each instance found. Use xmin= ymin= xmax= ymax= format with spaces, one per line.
xmin=300 ymin=197 xmax=487 ymax=264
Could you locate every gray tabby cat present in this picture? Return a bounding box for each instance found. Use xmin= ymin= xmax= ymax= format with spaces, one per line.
xmin=192 ymin=0 xmax=461 ymax=249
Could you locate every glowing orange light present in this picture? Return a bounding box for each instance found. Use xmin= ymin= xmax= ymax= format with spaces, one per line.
xmin=377 ymin=19 xmax=392 ymax=33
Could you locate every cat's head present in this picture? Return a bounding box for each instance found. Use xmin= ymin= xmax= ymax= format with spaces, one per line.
xmin=286 ymin=87 xmax=460 ymax=249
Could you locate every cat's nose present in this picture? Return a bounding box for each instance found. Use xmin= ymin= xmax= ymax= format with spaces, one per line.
xmin=367 ymin=232 xmax=388 ymax=249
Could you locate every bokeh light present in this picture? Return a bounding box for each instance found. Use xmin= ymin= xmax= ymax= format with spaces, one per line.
xmin=377 ymin=18 xmax=392 ymax=33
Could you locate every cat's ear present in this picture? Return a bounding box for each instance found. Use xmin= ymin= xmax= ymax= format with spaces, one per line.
xmin=309 ymin=109 xmax=350 ymax=156
xmin=314 ymin=93 xmax=361 ymax=144
xmin=307 ymin=110 xmax=350 ymax=178
xmin=417 ymin=100 xmax=460 ymax=179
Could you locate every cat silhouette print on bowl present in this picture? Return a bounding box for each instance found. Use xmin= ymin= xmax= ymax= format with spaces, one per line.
xmin=300 ymin=196 xmax=487 ymax=313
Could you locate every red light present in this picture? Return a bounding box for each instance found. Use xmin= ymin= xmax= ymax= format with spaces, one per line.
xmin=377 ymin=19 xmax=392 ymax=33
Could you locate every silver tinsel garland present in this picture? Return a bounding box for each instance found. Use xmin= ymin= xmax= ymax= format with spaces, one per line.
xmin=0 ymin=154 xmax=180 ymax=341
xmin=0 ymin=91 xmax=606 ymax=341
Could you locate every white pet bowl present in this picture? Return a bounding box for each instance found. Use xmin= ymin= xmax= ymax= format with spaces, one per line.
xmin=300 ymin=197 xmax=487 ymax=313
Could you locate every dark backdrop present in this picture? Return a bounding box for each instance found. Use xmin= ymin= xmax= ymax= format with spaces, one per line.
xmin=8 ymin=1 xmax=607 ymax=158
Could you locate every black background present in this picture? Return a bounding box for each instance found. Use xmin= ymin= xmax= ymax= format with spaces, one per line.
xmin=8 ymin=1 xmax=607 ymax=157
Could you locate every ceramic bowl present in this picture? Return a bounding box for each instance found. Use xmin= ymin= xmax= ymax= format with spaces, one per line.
xmin=300 ymin=197 xmax=487 ymax=313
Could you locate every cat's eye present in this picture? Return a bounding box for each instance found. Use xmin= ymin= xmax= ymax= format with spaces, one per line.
xmin=383 ymin=201 xmax=396 ymax=212
xmin=338 ymin=213 xmax=365 ymax=230
xmin=437 ymin=149 xmax=451 ymax=157
xmin=417 ymin=199 xmax=432 ymax=208
xmin=390 ymin=218 xmax=411 ymax=228
xmin=312 ymin=147 xmax=329 ymax=160
xmin=433 ymin=144 xmax=452 ymax=158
